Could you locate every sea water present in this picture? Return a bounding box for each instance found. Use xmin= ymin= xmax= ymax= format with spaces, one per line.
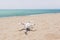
xmin=0 ymin=9 xmax=60 ymax=17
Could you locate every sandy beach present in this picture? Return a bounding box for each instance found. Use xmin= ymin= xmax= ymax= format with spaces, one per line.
xmin=0 ymin=13 xmax=60 ymax=40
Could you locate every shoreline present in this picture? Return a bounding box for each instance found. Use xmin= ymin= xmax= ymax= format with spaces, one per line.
xmin=0 ymin=13 xmax=60 ymax=18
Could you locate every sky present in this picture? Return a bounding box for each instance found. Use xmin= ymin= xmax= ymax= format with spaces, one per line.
xmin=0 ymin=0 xmax=60 ymax=9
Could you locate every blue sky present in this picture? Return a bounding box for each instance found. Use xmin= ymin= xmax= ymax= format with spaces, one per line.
xmin=0 ymin=0 xmax=60 ymax=9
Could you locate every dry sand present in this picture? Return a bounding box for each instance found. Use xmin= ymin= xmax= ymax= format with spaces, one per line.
xmin=0 ymin=13 xmax=60 ymax=40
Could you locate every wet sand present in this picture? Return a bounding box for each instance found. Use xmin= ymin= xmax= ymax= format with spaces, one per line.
xmin=0 ymin=13 xmax=60 ymax=40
